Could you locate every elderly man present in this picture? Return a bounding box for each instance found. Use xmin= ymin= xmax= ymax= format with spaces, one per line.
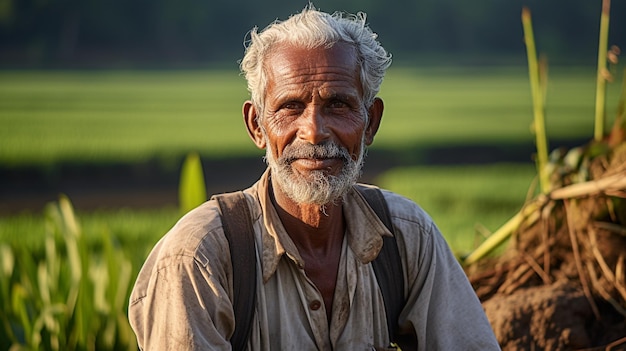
xmin=129 ymin=6 xmax=500 ymax=351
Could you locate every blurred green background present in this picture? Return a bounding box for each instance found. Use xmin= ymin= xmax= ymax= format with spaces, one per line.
xmin=0 ymin=1 xmax=625 ymax=349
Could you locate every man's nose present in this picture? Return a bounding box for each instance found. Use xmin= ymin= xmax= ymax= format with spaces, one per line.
xmin=297 ymin=106 xmax=331 ymax=144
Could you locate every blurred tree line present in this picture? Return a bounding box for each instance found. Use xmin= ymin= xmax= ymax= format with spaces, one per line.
xmin=0 ymin=0 xmax=624 ymax=68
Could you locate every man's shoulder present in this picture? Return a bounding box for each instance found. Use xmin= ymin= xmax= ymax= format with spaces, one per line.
xmin=153 ymin=199 xmax=228 ymax=264
xmin=129 ymin=199 xmax=230 ymax=307
xmin=366 ymin=186 xmax=433 ymax=226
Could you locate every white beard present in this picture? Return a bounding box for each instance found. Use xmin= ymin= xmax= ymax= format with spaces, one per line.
xmin=263 ymin=135 xmax=366 ymax=206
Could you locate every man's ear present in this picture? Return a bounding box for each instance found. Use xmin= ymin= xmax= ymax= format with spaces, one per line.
xmin=243 ymin=100 xmax=266 ymax=149
xmin=364 ymin=97 xmax=384 ymax=146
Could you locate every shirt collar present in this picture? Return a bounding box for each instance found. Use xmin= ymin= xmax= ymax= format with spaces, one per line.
xmin=251 ymin=169 xmax=392 ymax=282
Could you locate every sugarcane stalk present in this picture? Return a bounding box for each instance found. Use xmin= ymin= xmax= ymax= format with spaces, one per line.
xmin=594 ymin=0 xmax=611 ymax=141
xmin=522 ymin=7 xmax=550 ymax=194
xmin=463 ymin=201 xmax=540 ymax=265
xmin=618 ymin=69 xmax=626 ymax=125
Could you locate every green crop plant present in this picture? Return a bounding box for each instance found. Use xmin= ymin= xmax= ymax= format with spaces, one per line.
xmin=0 ymin=195 xmax=137 ymax=351
xmin=0 ymin=152 xmax=208 ymax=350
xmin=522 ymin=7 xmax=550 ymax=194
xmin=179 ymin=152 xmax=208 ymax=215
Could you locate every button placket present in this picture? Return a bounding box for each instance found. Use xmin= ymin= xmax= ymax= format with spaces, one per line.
xmin=301 ymin=274 xmax=331 ymax=350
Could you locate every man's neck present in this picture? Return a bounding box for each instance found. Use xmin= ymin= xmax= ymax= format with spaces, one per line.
xmin=269 ymin=178 xmax=345 ymax=253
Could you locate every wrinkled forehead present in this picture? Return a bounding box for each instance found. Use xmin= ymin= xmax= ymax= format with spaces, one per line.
xmin=263 ymin=42 xmax=361 ymax=87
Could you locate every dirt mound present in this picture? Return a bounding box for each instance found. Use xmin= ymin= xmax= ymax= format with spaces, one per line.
xmin=467 ymin=141 xmax=626 ymax=350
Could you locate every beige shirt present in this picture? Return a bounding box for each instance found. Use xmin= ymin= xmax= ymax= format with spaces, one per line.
xmin=129 ymin=170 xmax=500 ymax=350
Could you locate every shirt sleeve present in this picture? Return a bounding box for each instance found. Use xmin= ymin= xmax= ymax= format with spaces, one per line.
xmin=128 ymin=206 xmax=236 ymax=351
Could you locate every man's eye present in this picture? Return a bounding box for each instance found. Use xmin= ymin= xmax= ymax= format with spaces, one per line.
xmin=281 ymin=102 xmax=301 ymax=110
xmin=329 ymin=100 xmax=348 ymax=109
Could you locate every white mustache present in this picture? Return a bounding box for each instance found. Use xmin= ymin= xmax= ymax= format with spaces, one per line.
xmin=279 ymin=142 xmax=351 ymax=164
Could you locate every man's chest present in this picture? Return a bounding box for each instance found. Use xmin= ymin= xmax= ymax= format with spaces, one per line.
xmin=254 ymin=253 xmax=390 ymax=350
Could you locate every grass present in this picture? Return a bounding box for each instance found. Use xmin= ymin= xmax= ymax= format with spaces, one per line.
xmin=0 ymin=207 xmax=179 ymax=267
xmin=1 ymin=66 xmax=622 ymax=167
xmin=0 ymin=70 xmax=252 ymax=166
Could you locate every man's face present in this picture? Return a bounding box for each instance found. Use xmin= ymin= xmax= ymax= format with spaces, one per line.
xmin=257 ymin=42 xmax=371 ymax=205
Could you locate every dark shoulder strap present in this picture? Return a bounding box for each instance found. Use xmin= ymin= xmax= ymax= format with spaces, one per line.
xmin=212 ymin=191 xmax=257 ymax=351
xmin=355 ymin=185 xmax=405 ymax=343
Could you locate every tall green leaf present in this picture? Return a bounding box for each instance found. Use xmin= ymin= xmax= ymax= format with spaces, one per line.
xmin=178 ymin=152 xmax=207 ymax=214
xmin=522 ymin=7 xmax=550 ymax=194
xmin=594 ymin=0 xmax=611 ymax=141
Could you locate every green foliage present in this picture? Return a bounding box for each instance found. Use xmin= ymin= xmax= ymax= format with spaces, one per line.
xmin=0 ymin=196 xmax=137 ymax=351
xmin=0 ymin=152 xmax=207 ymax=349
xmin=179 ymin=152 xmax=207 ymax=214
xmin=0 ymin=208 xmax=178 ymax=263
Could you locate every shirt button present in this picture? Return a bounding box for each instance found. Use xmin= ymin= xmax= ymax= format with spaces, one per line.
xmin=309 ymin=300 xmax=322 ymax=311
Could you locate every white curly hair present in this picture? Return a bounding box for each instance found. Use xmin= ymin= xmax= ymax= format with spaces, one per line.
xmin=240 ymin=4 xmax=392 ymax=112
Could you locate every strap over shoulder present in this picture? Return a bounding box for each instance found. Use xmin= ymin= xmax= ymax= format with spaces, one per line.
xmin=355 ymin=185 xmax=405 ymax=343
xmin=212 ymin=191 xmax=257 ymax=351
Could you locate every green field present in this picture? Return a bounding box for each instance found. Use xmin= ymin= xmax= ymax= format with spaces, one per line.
xmin=1 ymin=66 xmax=620 ymax=166
xmin=0 ymin=70 xmax=251 ymax=166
